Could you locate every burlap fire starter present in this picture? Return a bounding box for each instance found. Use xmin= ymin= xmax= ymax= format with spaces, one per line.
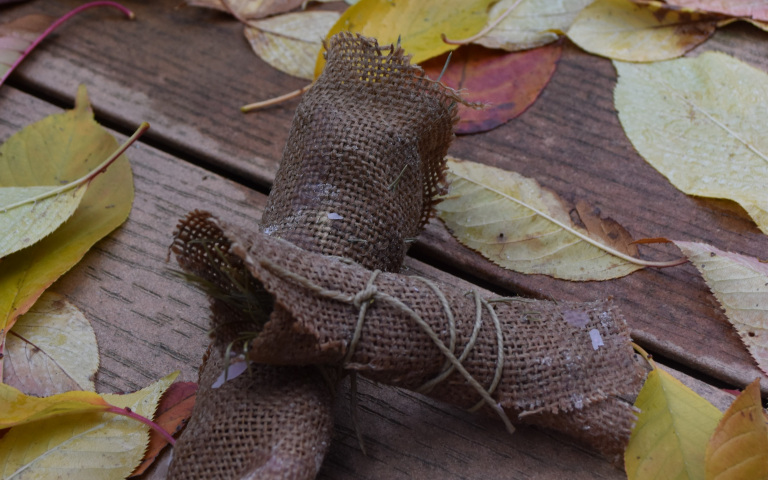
xmin=169 ymin=32 xmax=463 ymax=479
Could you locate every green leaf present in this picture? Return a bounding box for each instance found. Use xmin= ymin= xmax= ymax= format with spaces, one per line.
xmin=0 ymin=86 xmax=137 ymax=357
xmin=0 ymin=132 xmax=133 ymax=259
xmin=3 ymin=292 xmax=99 ymax=396
xmin=614 ymin=52 xmax=768 ymax=234
xmin=625 ymin=368 xmax=723 ymax=480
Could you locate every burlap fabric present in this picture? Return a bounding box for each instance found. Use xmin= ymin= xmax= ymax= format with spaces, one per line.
xmin=168 ymin=211 xmax=334 ymax=479
xmin=261 ymin=32 xmax=461 ymax=272
xmin=169 ymin=32 xmax=462 ymax=479
xmin=207 ymin=222 xmax=645 ymax=461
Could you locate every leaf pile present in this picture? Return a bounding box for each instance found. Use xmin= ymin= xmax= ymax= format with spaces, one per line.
xmin=183 ymin=1 xmax=768 ymax=477
xmin=0 ymin=4 xmax=196 ymax=478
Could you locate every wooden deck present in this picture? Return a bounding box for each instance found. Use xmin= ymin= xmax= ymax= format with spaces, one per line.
xmin=2 ymin=1 xmax=764 ymax=478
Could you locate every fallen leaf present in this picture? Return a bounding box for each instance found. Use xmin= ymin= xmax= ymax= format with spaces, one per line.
xmin=0 ymin=14 xmax=54 ymax=85
xmin=436 ymin=157 xmax=681 ymax=281
xmin=422 ymin=42 xmax=561 ymax=134
xmin=472 ymin=0 xmax=593 ymax=51
xmin=315 ymin=0 xmax=497 ymax=78
xmin=705 ymin=379 xmax=768 ymax=480
xmin=0 ymin=4 xmax=133 ymax=88
xmin=0 ymin=386 xmax=107 ymax=429
xmin=614 ymin=52 xmax=768 ymax=235
xmin=130 ymin=382 xmax=198 ymax=477
xmin=0 ymin=124 xmax=135 ymax=259
xmin=568 ymin=0 xmax=720 ymax=62
xmin=666 ymin=0 xmax=768 ymax=22
xmin=674 ymin=241 xmax=768 ymax=376
xmin=0 ymin=373 xmax=177 ymax=480
xmin=3 ymin=292 xmax=99 ymax=396
xmin=0 ymin=86 xmax=138 ymax=373
xmin=186 ymin=0 xmax=306 ymax=20
xmin=625 ymin=368 xmax=723 ymax=480
xmin=245 ymin=10 xmax=340 ymax=80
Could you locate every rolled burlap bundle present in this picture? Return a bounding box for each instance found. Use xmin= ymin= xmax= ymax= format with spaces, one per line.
xmin=169 ymin=32 xmax=461 ymax=478
xmin=206 ymin=220 xmax=645 ymax=462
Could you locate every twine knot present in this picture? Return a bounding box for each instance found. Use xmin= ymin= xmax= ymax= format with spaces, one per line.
xmin=353 ymin=284 xmax=378 ymax=309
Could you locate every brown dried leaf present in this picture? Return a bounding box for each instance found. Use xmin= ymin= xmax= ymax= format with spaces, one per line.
xmin=421 ymin=42 xmax=562 ymax=134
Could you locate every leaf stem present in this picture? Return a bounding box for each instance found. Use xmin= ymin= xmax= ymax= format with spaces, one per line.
xmin=1 ymin=122 xmax=149 ymax=212
xmin=451 ymin=171 xmax=688 ymax=268
xmin=241 ymin=85 xmax=311 ymax=113
xmin=441 ymin=0 xmax=524 ymax=46
xmin=631 ymin=342 xmax=657 ymax=370
xmin=105 ymin=405 xmax=176 ymax=446
xmin=0 ymin=2 xmax=135 ymax=88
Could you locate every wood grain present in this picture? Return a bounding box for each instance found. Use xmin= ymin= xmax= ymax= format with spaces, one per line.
xmin=0 ymin=82 xmax=742 ymax=478
xmin=0 ymin=86 xmax=627 ymax=478
xmin=5 ymin=0 xmax=766 ymax=391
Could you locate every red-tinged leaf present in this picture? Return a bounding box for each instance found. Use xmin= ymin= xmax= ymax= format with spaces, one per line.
xmin=0 ymin=2 xmax=133 ymax=88
xmin=422 ymin=43 xmax=562 ymax=134
xmin=129 ymin=382 xmax=198 ymax=477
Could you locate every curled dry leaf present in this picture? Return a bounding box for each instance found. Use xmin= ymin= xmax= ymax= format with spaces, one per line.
xmin=615 ymin=52 xmax=768 ymax=235
xmin=705 ymin=379 xmax=768 ymax=480
xmin=3 ymin=292 xmax=99 ymax=396
xmin=315 ymin=0 xmax=497 ymax=77
xmin=568 ymin=0 xmax=720 ymax=62
xmin=186 ymin=0 xmax=305 ymax=21
xmin=472 ymin=0 xmax=593 ymax=51
xmin=245 ymin=10 xmax=339 ymax=80
xmin=625 ymin=368 xmax=723 ymax=480
xmin=421 ymin=42 xmax=562 ymax=134
xmin=666 ymin=0 xmax=768 ymax=21
xmin=0 ymin=86 xmax=138 ymax=375
xmin=0 ymin=373 xmax=177 ymax=480
xmin=436 ymin=158 xmax=681 ymax=281
xmin=674 ymin=241 xmax=768 ymax=376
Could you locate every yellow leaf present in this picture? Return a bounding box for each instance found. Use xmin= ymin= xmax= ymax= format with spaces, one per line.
xmin=706 ymin=379 xmax=768 ymax=480
xmin=4 ymin=292 xmax=99 ymax=396
xmin=0 ymin=373 xmax=177 ymax=480
xmin=245 ymin=11 xmax=340 ymax=80
xmin=474 ymin=0 xmax=593 ymax=51
xmin=615 ymin=52 xmax=768 ymax=235
xmin=0 ymin=86 xmax=135 ymax=347
xmin=0 ymin=384 xmax=108 ymax=429
xmin=674 ymin=241 xmax=768 ymax=376
xmin=625 ymin=368 xmax=723 ymax=480
xmin=436 ymin=157 xmax=680 ymax=281
xmin=568 ymin=0 xmax=718 ymax=61
xmin=314 ymin=0 xmax=497 ymax=78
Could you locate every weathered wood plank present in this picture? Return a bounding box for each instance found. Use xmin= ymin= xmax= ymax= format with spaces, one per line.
xmin=3 ymin=1 xmax=767 ymax=392
xmin=2 ymin=86 xmax=630 ymax=479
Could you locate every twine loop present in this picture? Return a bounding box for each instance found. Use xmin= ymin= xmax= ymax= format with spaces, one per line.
xmin=259 ymin=257 xmax=514 ymax=434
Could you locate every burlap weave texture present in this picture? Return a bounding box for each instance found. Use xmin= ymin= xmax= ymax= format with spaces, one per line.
xmin=169 ymin=32 xmax=462 ymax=479
xmin=261 ymin=32 xmax=460 ymax=272
xmin=219 ymin=221 xmax=644 ymax=460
